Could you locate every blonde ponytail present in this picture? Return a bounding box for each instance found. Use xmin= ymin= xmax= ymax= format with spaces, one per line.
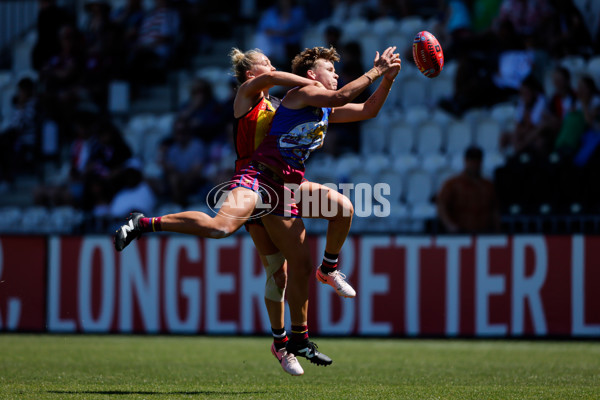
xmin=230 ymin=47 xmax=265 ymax=84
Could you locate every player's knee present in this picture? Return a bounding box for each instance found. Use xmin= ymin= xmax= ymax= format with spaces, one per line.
xmin=272 ymin=265 xmax=287 ymax=289
xmin=209 ymin=224 xmax=235 ymax=239
xmin=336 ymin=195 xmax=354 ymax=221
xmin=343 ymin=196 xmax=354 ymax=218
xmin=210 ymin=219 xmax=243 ymax=239
xmin=265 ymin=252 xmax=286 ymax=302
xmin=297 ymin=258 xmax=314 ymax=277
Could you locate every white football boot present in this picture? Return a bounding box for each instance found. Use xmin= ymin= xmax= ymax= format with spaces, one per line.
xmin=271 ymin=343 xmax=304 ymax=376
xmin=316 ymin=266 xmax=356 ymax=298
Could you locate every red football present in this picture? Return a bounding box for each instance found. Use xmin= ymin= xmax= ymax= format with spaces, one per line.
xmin=412 ymin=31 xmax=444 ymax=78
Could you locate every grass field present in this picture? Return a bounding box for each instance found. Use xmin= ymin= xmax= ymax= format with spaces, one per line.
xmin=0 ymin=335 xmax=599 ymax=400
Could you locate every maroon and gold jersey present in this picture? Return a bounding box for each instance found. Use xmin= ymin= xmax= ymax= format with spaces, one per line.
xmin=233 ymin=95 xmax=281 ymax=172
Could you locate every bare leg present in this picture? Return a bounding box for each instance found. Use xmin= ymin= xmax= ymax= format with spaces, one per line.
xmin=261 ymin=214 xmax=312 ymax=326
xmin=160 ymin=187 xmax=258 ymax=238
xmin=262 ymin=214 xmax=333 ymax=366
xmin=297 ymin=182 xmax=354 ymax=253
xmin=248 ymin=224 xmax=286 ymax=330
xmin=297 ymin=182 xmax=357 ymax=298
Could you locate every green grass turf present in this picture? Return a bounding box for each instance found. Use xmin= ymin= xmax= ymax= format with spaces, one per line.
xmin=0 ymin=335 xmax=598 ymax=400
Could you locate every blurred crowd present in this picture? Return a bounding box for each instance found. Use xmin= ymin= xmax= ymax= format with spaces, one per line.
xmin=0 ymin=0 xmax=599 ymax=233
xmin=1 ymin=0 xmax=239 ymax=220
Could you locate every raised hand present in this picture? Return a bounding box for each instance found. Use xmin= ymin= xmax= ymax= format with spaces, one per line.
xmin=384 ymin=56 xmax=401 ymax=81
xmin=373 ymin=46 xmax=401 ymax=75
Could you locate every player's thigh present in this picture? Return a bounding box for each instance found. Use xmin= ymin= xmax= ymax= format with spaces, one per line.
xmin=248 ymin=223 xmax=280 ymax=256
xmin=297 ymin=181 xmax=353 ymax=219
xmin=248 ymin=223 xmax=287 ymax=286
xmin=214 ymin=187 xmax=259 ymax=231
xmin=261 ymin=215 xmax=312 ymax=271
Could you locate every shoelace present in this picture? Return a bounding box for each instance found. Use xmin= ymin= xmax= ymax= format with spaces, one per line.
xmin=283 ymin=352 xmax=298 ymax=364
xmin=307 ymin=341 xmax=319 ymax=352
xmin=330 ymin=271 xmax=349 ymax=287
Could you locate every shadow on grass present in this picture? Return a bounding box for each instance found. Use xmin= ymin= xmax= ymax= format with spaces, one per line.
xmin=48 ymin=390 xmax=268 ymax=396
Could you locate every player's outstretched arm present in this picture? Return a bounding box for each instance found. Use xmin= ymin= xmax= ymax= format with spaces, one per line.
xmin=329 ymin=59 xmax=401 ymax=123
xmin=286 ymin=47 xmax=400 ymax=109
xmin=239 ymin=71 xmax=319 ymax=98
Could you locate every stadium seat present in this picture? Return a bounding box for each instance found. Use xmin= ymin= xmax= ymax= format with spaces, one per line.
xmin=409 ymin=201 xmax=437 ymax=219
xmin=141 ymin=128 xmax=170 ymax=165
xmin=340 ymin=18 xmax=369 ymax=43
xmin=421 ymin=153 xmax=448 ymax=173
xmin=301 ymin=28 xmax=325 ymax=50
xmin=404 ymin=169 xmax=433 ymax=205
xmin=196 ymin=66 xmax=229 ymax=83
xmin=449 ymin=152 xmax=465 ymax=171
xmin=306 ymin=153 xmax=336 ymax=176
xmin=143 ymin=161 xmax=163 ymax=179
xmin=432 ymin=108 xmax=455 ymax=125
xmin=108 ymin=81 xmax=130 ymax=114
xmin=48 ymin=206 xmax=84 ymax=234
xmin=21 ymin=206 xmax=50 ymax=233
xmin=379 ymin=108 xmax=402 ymax=124
xmin=388 ymin=121 xmax=415 ymax=155
xmin=473 ymin=118 xmax=502 ymax=153
xmin=440 ymin=59 xmax=458 ymax=82
xmin=462 ymin=108 xmax=489 ymax=128
xmin=0 ymin=70 xmax=12 ymax=87
xmin=398 ymin=16 xmax=425 ymax=38
xmin=349 ymin=169 xmax=377 ymax=187
xmin=306 ymin=153 xmax=336 ymax=179
xmin=358 ymin=32 xmax=382 ymax=70
xmin=392 ymin=154 xmax=419 ymax=173
xmin=0 ymin=206 xmax=22 ymax=233
xmin=372 ymin=17 xmax=397 ymax=48
xmin=360 ymin=214 xmax=391 ymax=233
xmin=560 ymin=55 xmax=587 ymax=86
xmin=156 ymin=113 xmax=176 ymax=136
xmin=415 ymin=121 xmax=444 ymax=154
xmin=385 ymin=199 xmax=410 ymax=232
xmin=408 ymin=201 xmax=437 ymax=232
xmin=429 ymin=75 xmax=454 ymax=106
xmin=212 ymin=81 xmax=233 ymax=103
xmin=363 ymin=153 xmax=391 ymax=174
xmin=360 ymin=120 xmax=388 ymax=155
xmin=586 ymin=55 xmax=600 ymax=87
xmin=445 ymin=119 xmax=473 ymax=155
xmin=404 ymin=105 xmax=430 ymax=128
xmin=0 ymin=85 xmax=16 ymax=130
xmin=482 ymin=151 xmax=506 ymax=179
xmin=383 ymin=30 xmax=412 ymax=65
xmin=372 ymin=17 xmax=397 ymax=36
xmin=399 ymin=76 xmax=428 ymax=109
xmin=177 ymin=71 xmax=194 ymax=105
xmin=490 ymin=102 xmax=517 ymax=131
xmin=379 ymin=170 xmax=403 ymax=203
xmin=127 ymin=113 xmax=157 ymax=135
xmin=334 ymin=153 xmax=362 ymax=181
xmin=12 ymin=32 xmax=36 ymax=73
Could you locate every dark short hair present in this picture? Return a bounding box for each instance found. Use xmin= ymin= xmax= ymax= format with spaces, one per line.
xmin=464 ymin=146 xmax=483 ymax=160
